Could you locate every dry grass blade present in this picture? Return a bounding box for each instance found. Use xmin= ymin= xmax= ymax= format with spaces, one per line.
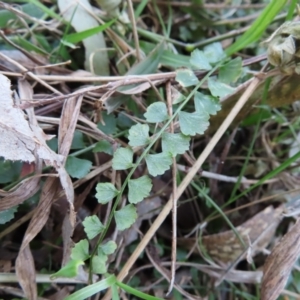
xmin=0 ymin=175 xmax=41 ymax=210
xmin=16 ymin=177 xmax=59 ymax=300
xmin=58 ymin=96 xmax=83 ymax=264
xmin=261 ymin=217 xmax=300 ymax=300
xmin=12 ymin=79 xmax=77 ymax=298
xmin=15 ymin=246 xmax=37 ymax=300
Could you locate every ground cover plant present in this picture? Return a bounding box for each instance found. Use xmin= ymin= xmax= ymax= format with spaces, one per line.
xmin=1 ymin=0 xmax=300 ymax=299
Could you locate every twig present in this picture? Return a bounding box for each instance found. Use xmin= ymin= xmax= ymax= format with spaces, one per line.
xmin=166 ymin=81 xmax=177 ymax=295
xmin=127 ymin=0 xmax=141 ymax=61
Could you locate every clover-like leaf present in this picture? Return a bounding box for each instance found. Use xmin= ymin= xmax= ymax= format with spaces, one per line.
xmin=128 ymin=123 xmax=150 ymax=147
xmin=128 ymin=175 xmax=152 ymax=204
xmin=82 ymin=216 xmax=105 ymax=240
xmin=145 ymin=152 xmax=173 ymax=177
xmin=207 ymin=78 xmax=235 ymax=98
xmin=144 ymin=102 xmax=168 ymax=123
xmin=190 ymin=49 xmax=212 ymax=70
xmin=114 ymin=204 xmax=137 ymax=231
xmin=179 ymin=111 xmax=209 ymax=136
xmin=162 ymin=132 xmax=190 ymax=157
xmin=175 ymin=69 xmax=199 ymax=87
xmin=95 ymin=183 xmax=120 ymax=204
xmin=194 ymin=92 xmax=221 ymax=116
xmin=112 ymin=147 xmax=134 ymax=170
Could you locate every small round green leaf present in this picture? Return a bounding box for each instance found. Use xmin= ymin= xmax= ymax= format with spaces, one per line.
xmin=128 ymin=123 xmax=150 ymax=147
xmin=97 ymin=112 xmax=117 ymax=135
xmin=175 ymin=69 xmax=199 ymax=87
xmin=179 ymin=111 xmax=209 ymax=136
xmin=162 ymin=133 xmax=190 ymax=157
xmin=91 ymin=255 xmax=107 ymax=274
xmin=93 ymin=140 xmax=113 ymax=155
xmin=66 ymin=157 xmax=92 ymax=179
xmin=99 ymin=240 xmax=117 ymax=255
xmin=144 ymin=102 xmax=168 ymax=123
xmin=203 ymin=42 xmax=225 ymax=64
xmin=112 ymin=147 xmax=134 ymax=170
xmin=128 ymin=175 xmax=152 ymax=204
xmin=0 ymin=207 xmax=18 ymax=225
xmin=194 ymin=92 xmax=221 ymax=116
xmin=219 ymin=57 xmax=242 ymax=84
xmin=190 ymin=49 xmax=212 ymax=70
xmin=95 ymin=182 xmax=119 ymax=204
xmin=145 ymin=152 xmax=172 ymax=177
xmin=71 ymin=130 xmax=86 ymax=150
xmin=82 ymin=216 xmax=105 ymax=240
xmin=71 ymin=239 xmax=90 ymax=261
xmin=114 ymin=204 xmax=137 ymax=231
xmin=207 ymin=78 xmax=236 ymax=98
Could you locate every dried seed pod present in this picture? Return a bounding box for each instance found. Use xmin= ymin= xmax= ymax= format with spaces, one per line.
xmin=262 ymin=21 xmax=300 ymax=74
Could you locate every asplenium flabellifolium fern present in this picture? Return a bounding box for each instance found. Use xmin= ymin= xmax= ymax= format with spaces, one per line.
xmin=60 ymin=42 xmax=242 ymax=278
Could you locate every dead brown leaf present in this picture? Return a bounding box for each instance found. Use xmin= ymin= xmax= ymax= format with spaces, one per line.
xmin=0 ymin=173 xmax=41 ymax=210
xmin=0 ymin=75 xmax=63 ymax=164
xmin=11 ymin=79 xmax=79 ymax=299
xmin=58 ymin=96 xmax=83 ymax=265
xmin=261 ymin=217 xmax=300 ymax=300
xmin=16 ymin=177 xmax=59 ymax=300
xmin=196 ymin=206 xmax=283 ymax=265
xmin=15 ymin=246 xmax=37 ymax=300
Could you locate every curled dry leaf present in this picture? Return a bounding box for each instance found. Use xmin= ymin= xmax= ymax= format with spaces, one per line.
xmin=0 ymin=74 xmax=62 ymax=164
xmin=58 ymin=96 xmax=83 ymax=265
xmin=178 ymin=206 xmax=283 ymax=265
xmin=0 ymin=173 xmax=41 ymax=211
xmin=201 ymin=206 xmax=283 ymax=264
xmin=261 ymin=217 xmax=300 ymax=300
xmin=5 ymin=77 xmax=78 ymax=299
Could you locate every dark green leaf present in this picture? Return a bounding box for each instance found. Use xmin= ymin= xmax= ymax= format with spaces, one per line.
xmin=97 ymin=112 xmax=117 ymax=135
xmin=93 ymin=140 xmax=113 ymax=155
xmin=65 ymin=157 xmax=92 ymax=179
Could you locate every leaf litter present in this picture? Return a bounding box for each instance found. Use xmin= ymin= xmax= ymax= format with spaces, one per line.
xmin=2 ymin=1 xmax=300 ymax=300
